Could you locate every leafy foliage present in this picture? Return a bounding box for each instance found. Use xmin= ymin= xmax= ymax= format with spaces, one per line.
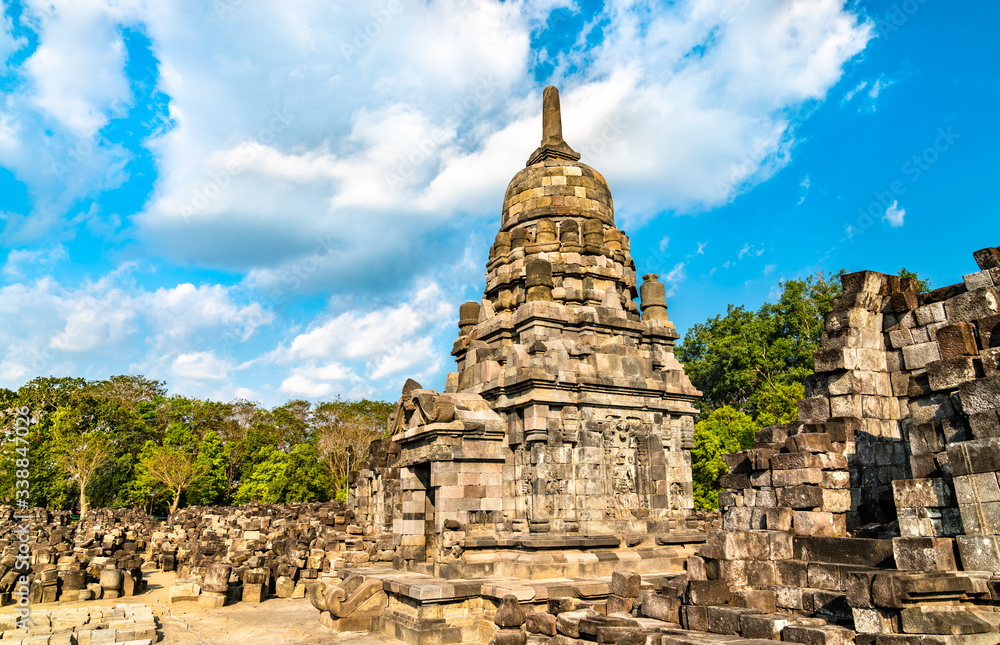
xmin=0 ymin=375 xmax=394 ymax=514
xmin=678 ymin=273 xmax=843 ymax=509
xmin=691 ymin=406 xmax=757 ymax=510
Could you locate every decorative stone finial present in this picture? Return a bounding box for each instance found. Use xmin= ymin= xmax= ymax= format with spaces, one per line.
xmin=640 ymin=274 xmax=669 ymax=321
xmin=526 ymin=86 xmax=581 ymax=166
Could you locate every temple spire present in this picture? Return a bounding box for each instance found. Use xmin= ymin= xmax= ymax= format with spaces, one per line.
xmin=526 ymin=86 xmax=581 ymax=166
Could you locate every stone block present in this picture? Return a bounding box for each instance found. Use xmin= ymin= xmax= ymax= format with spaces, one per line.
xmin=936 ymin=323 xmax=979 ymax=357
xmin=610 ymin=571 xmax=640 ymax=599
xmin=982 ymin=346 xmax=1000 ymax=377
xmin=779 ymin=486 xmax=824 ymax=509
xmin=782 ymin=624 xmax=854 ymax=645
xmin=968 ymin=410 xmax=1000 ymax=440
xmin=852 ymin=607 xmax=900 ymax=635
xmin=947 ymin=438 xmax=1000 ymax=475
xmin=892 ymin=478 xmax=955 ymax=508
xmin=785 ymin=433 xmax=833 ymax=454
xmin=891 ymin=537 xmax=957 ymax=571
xmin=959 ymin=376 xmax=1000 ymax=415
xmin=973 ymin=246 xmax=1000 ymax=270
xmin=525 ymin=612 xmax=557 ymax=635
xmin=202 ymin=563 xmax=231 ymax=594
xmin=242 ymin=582 xmax=266 ymax=603
xmin=169 ymin=581 xmax=200 ymax=603
xmin=900 ymin=607 xmax=997 ymax=635
xmin=198 ymin=591 xmax=226 ymax=608
xmin=793 ymin=511 xmax=842 ymax=537
xmin=555 ymin=608 xmax=597 ymax=638
xmin=638 ymin=591 xmax=677 ymax=623
xmin=945 ymin=286 xmax=1000 ymax=323
xmin=686 ymin=580 xmax=731 ymax=606
xmin=680 ymin=605 xmax=708 ymax=632
xmin=821 ymin=489 xmax=851 ymax=512
xmin=927 ymin=356 xmax=979 ymax=391
xmin=705 ymin=605 xmax=757 ymax=635
xmin=903 ymin=342 xmax=942 ymax=370
xmin=799 ymin=397 xmax=831 ymax=420
xmin=955 ymin=534 xmax=1000 ymax=572
xmin=773 ymin=468 xmax=824 ymax=487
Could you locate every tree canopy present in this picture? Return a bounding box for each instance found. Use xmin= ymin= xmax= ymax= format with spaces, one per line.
xmin=0 ymin=375 xmax=394 ymax=515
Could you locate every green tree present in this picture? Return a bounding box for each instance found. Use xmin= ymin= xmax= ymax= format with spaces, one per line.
xmin=898 ymin=267 xmax=931 ymax=293
xmin=51 ymin=408 xmax=113 ymax=515
xmin=235 ymin=442 xmax=334 ymax=504
xmin=691 ymin=406 xmax=757 ymax=510
xmin=677 ymin=273 xmax=841 ymax=417
xmin=314 ymin=398 xmax=393 ymax=499
xmin=186 ymin=431 xmax=227 ymax=506
xmin=139 ymin=444 xmax=207 ymax=513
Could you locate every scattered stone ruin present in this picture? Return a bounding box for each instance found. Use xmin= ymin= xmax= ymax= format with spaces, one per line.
xmin=312 ymin=88 xmax=1000 ymax=645
xmin=3 ymin=86 xmax=999 ymax=645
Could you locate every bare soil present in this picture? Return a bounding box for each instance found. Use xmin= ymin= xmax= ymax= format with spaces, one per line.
xmin=2 ymin=571 xmax=405 ymax=645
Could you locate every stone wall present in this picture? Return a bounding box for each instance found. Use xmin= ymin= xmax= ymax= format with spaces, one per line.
xmin=672 ymin=244 xmax=1000 ymax=643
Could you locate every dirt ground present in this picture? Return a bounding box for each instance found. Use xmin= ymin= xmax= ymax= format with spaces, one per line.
xmin=1 ymin=571 xmax=406 ymax=645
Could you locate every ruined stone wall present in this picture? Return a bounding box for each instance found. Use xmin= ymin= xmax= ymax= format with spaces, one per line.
xmin=673 ymin=244 xmax=1000 ymax=643
xmin=721 ymin=246 xmax=1000 ymax=543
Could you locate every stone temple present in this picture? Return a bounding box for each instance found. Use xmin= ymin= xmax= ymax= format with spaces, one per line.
xmin=320 ymin=86 xmax=711 ymax=641
xmin=309 ymin=88 xmax=1000 ymax=645
xmin=396 ymin=84 xmax=702 ymax=550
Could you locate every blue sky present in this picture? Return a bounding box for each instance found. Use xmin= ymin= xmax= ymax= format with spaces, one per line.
xmin=0 ymin=0 xmax=997 ymax=405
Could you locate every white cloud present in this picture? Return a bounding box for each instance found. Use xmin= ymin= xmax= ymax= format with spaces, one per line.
xmin=3 ymin=245 xmax=68 ymax=278
xmin=661 ymin=262 xmax=686 ymax=298
xmin=171 ymin=351 xmax=231 ymax=382
xmin=0 ymin=2 xmax=26 ymax=64
xmin=142 ymin=283 xmax=272 ymax=344
xmin=658 ymin=236 xmax=670 ymax=252
xmin=279 ymin=363 xmax=354 ymax=399
xmin=0 ymin=0 xmax=877 ymax=403
xmin=842 ymin=80 xmax=867 ymax=103
xmin=273 ymin=281 xmax=454 ymax=395
xmin=0 ymin=264 xmax=274 ymax=397
xmin=883 ymin=200 xmax=905 ymax=227
xmin=3 ymin=0 xmax=872 ymax=285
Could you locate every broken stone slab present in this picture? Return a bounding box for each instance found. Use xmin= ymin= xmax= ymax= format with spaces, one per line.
xmin=900 ymin=607 xmax=999 ymax=635
xmin=891 ymin=537 xmax=958 ymax=571
xmin=555 ymin=608 xmax=599 ymax=638
xmin=168 ymin=580 xmax=200 ymax=603
xmin=610 ymin=571 xmax=641 ymax=599
xmin=197 ymin=591 xmax=226 ymax=608
xmin=955 ymin=534 xmax=1000 ymax=572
